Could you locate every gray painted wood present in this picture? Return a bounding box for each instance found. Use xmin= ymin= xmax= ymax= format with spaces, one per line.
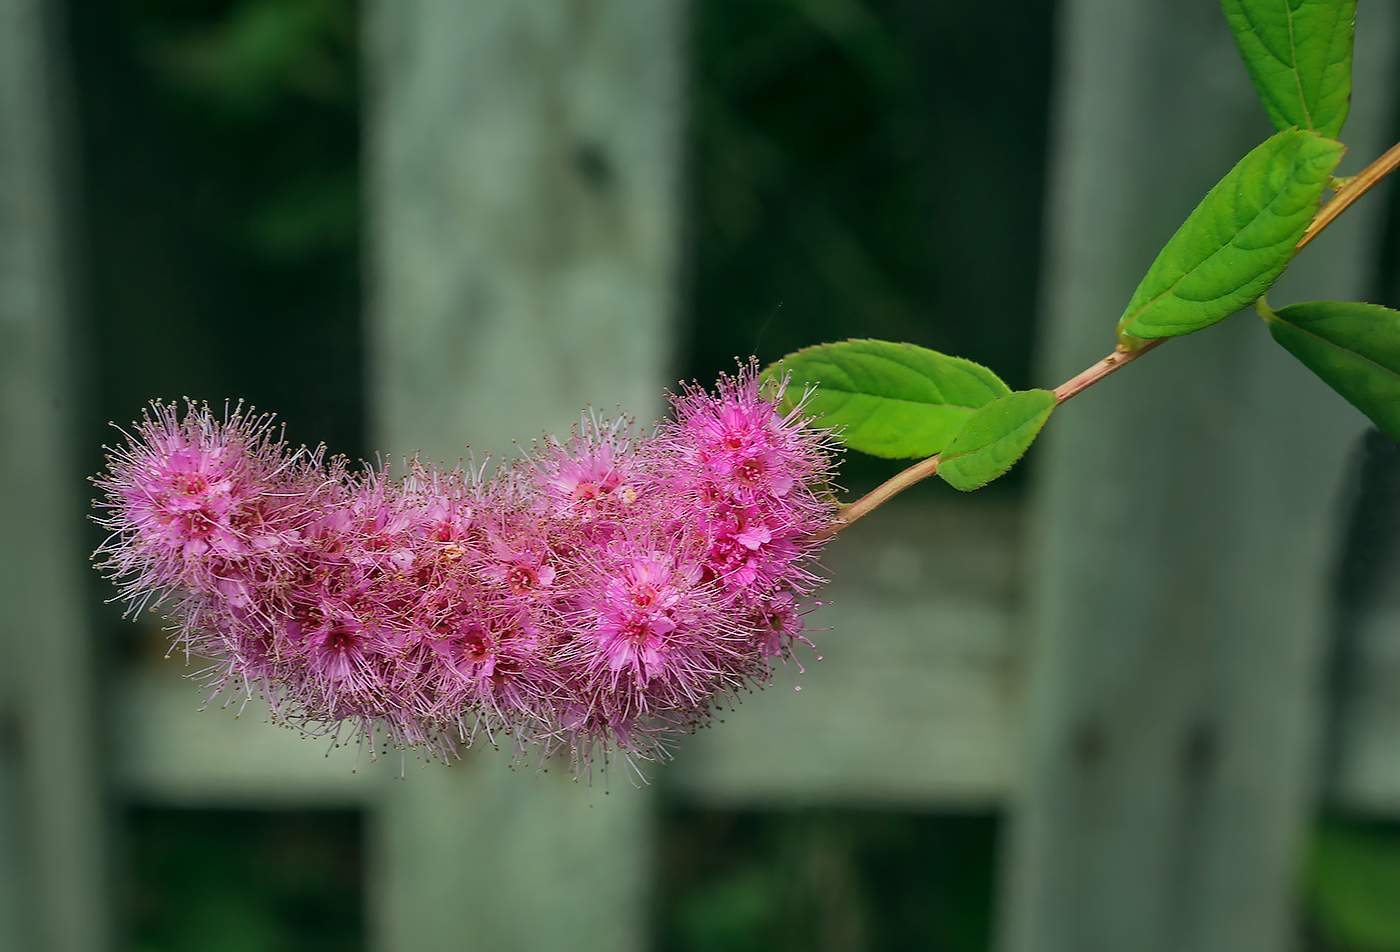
xmin=361 ymin=0 xmax=685 ymax=948
xmin=114 ymin=491 xmax=1400 ymax=816
xmin=369 ymin=757 xmax=654 ymax=952
xmin=997 ymin=2 xmax=1400 ymax=952
xmin=118 ymin=500 xmax=1030 ymax=814
xmin=0 ymin=0 xmax=108 ymax=949
xmin=364 ymin=0 xmax=685 ymax=463
xmin=1334 ymin=605 xmax=1400 ymax=813
xmin=113 ymin=664 xmax=392 ymax=807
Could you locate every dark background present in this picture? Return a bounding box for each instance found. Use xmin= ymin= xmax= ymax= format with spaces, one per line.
xmin=62 ymin=0 xmax=1400 ymax=949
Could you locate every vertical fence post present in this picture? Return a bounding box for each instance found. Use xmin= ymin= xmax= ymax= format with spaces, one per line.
xmin=362 ymin=1 xmax=686 ymax=949
xmin=0 ymin=0 xmax=108 ymax=949
xmin=998 ymin=3 xmax=1400 ymax=952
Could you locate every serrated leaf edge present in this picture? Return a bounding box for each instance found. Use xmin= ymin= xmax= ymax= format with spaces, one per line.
xmin=1263 ymin=302 xmax=1400 ymax=381
xmin=938 ymin=390 xmax=1056 ymax=491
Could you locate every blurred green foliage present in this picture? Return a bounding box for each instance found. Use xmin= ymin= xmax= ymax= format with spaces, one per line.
xmin=70 ymin=0 xmax=363 ymax=463
xmin=687 ymin=0 xmax=1052 ymax=381
xmin=142 ymin=0 xmax=354 ymax=121
xmin=126 ymin=809 xmax=362 ymax=952
xmin=71 ymin=5 xmax=368 ymax=941
xmin=136 ymin=0 xmax=359 ymax=262
xmin=659 ymin=809 xmax=998 ymax=952
xmin=77 ymin=0 xmax=1400 ymax=949
xmin=687 ymin=0 xmax=1053 ymax=488
xmin=1304 ymin=819 xmax=1400 ymax=951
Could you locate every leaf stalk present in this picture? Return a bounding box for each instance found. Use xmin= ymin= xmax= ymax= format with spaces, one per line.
xmin=1298 ymin=139 xmax=1400 ymax=252
xmin=828 ymin=136 xmax=1400 ymax=536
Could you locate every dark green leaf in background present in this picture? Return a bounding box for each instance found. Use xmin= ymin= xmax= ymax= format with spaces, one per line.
xmin=1118 ymin=129 xmax=1344 ymax=341
xmin=768 ymin=340 xmax=1010 ymax=458
xmin=1305 ymin=821 xmax=1400 ymax=951
xmin=1263 ymin=299 xmax=1400 ymax=438
xmin=936 ymin=389 xmax=1056 ymax=491
xmin=1222 ymin=0 xmax=1356 ymax=139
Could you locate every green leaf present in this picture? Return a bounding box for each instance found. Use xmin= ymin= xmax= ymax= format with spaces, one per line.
xmin=1222 ymin=0 xmax=1356 ymax=139
xmin=1118 ymin=129 xmax=1344 ymax=340
xmin=937 ymin=389 xmax=1057 ymax=492
xmin=1263 ymin=299 xmax=1400 ymax=438
xmin=768 ymin=340 xmax=1010 ymax=459
xmin=1305 ymin=822 xmax=1400 ymax=950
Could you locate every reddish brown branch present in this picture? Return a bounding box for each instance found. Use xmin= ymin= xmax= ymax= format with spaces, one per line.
xmin=826 ymin=138 xmax=1400 ymax=536
xmin=1299 ymin=139 xmax=1400 ymax=252
xmin=1052 ymin=338 xmax=1167 ymax=405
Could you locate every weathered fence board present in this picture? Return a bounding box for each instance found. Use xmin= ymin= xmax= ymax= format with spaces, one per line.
xmin=117 ymin=500 xmax=1027 ymax=813
xmin=114 ymin=666 xmax=390 ymax=808
xmin=996 ymin=2 xmax=1400 ymax=952
xmin=0 ymin=0 xmax=108 ymax=949
xmin=56 ymin=2 xmax=1400 ymax=951
xmin=360 ymin=0 xmax=685 ymax=948
xmin=116 ymin=486 xmax=1400 ymax=812
xmin=363 ymin=0 xmax=685 ymax=461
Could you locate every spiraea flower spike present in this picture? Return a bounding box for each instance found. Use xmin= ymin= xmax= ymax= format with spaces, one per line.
xmin=94 ymin=367 xmax=840 ymax=775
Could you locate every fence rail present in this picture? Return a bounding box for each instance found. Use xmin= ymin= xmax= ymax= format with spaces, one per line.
xmin=114 ymin=496 xmax=1400 ymax=815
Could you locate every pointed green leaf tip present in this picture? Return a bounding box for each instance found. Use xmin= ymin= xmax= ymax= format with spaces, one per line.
xmin=1118 ymin=129 xmax=1344 ymax=341
xmin=937 ymin=389 xmax=1057 ymax=492
xmin=1222 ymin=0 xmax=1356 ymax=139
xmin=1263 ymin=300 xmax=1400 ymax=439
xmin=767 ymin=340 xmax=1010 ymax=458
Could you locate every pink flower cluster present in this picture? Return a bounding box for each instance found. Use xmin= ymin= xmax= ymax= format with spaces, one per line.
xmin=94 ymin=370 xmax=839 ymax=773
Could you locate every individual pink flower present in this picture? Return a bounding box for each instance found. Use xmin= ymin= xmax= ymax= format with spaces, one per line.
xmin=477 ymin=515 xmax=558 ymax=599
xmin=588 ymin=552 xmax=700 ymax=678
xmin=94 ymin=401 xmax=323 ymax=616
xmin=531 ymin=413 xmax=641 ymax=521
xmin=666 ymin=368 xmax=827 ymax=505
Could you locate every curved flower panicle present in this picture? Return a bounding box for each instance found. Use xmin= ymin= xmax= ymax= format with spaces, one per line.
xmin=94 ymin=368 xmax=840 ymax=776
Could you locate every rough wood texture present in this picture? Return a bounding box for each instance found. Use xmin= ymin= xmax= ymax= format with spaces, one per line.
xmin=361 ymin=0 xmax=684 ymax=948
xmin=364 ymin=0 xmax=685 ymax=464
xmin=997 ymin=3 xmax=1400 ymax=952
xmin=369 ymin=757 xmax=653 ymax=952
xmin=0 ymin=0 xmax=108 ymax=949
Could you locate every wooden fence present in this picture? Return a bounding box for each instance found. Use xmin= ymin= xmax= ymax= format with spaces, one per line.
xmin=4 ymin=0 xmax=1400 ymax=949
